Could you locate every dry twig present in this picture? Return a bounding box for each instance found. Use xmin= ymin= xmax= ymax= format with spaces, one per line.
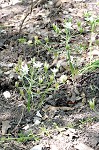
xmin=19 ymin=0 xmax=44 ymax=34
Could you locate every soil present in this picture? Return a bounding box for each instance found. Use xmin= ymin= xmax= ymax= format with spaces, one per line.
xmin=0 ymin=0 xmax=99 ymax=150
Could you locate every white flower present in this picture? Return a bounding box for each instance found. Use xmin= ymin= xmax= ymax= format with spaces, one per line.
xmin=33 ymin=61 xmax=43 ymax=68
xmin=27 ymin=40 xmax=32 ymax=44
xmin=59 ymin=75 xmax=67 ymax=83
xmin=18 ymin=75 xmax=22 ymax=80
xmin=21 ymin=62 xmax=29 ymax=74
xmin=23 ymin=124 xmax=29 ymax=130
xmin=33 ymin=117 xmax=41 ymax=125
xmin=57 ymin=61 xmax=61 ymax=68
xmin=88 ymin=16 xmax=94 ymax=23
xmin=3 ymin=91 xmax=11 ymax=99
xmin=65 ymin=22 xmax=72 ymax=29
xmin=51 ymin=68 xmax=58 ymax=76
xmin=36 ymin=111 xmax=42 ymax=118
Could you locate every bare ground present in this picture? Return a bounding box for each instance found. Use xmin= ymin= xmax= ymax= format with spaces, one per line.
xmin=0 ymin=0 xmax=99 ymax=150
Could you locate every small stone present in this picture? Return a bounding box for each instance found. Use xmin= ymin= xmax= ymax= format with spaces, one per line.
xmin=3 ymin=91 xmax=11 ymax=99
xmin=30 ymin=144 xmax=42 ymax=150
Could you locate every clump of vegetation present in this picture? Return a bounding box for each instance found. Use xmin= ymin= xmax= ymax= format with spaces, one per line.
xmin=15 ymin=14 xmax=99 ymax=111
xmin=15 ymin=57 xmax=68 ymax=111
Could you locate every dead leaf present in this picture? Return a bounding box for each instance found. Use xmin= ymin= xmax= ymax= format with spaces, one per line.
xmin=75 ymin=143 xmax=94 ymax=150
xmin=81 ymin=92 xmax=86 ymax=104
xmin=87 ymin=49 xmax=99 ymax=57
xmin=53 ymin=0 xmax=70 ymax=7
xmin=2 ymin=120 xmax=11 ymax=135
xmin=50 ymin=144 xmax=58 ymax=150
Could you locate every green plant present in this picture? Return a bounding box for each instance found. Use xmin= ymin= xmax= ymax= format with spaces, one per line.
xmin=88 ymin=98 xmax=99 ymax=119
xmin=53 ymin=23 xmax=61 ymax=35
xmin=18 ymin=132 xmax=39 ymax=142
xmin=18 ymin=38 xmax=27 ymax=44
xmin=65 ymin=20 xmax=76 ymax=77
xmin=79 ymin=117 xmax=94 ymax=128
xmin=89 ymin=98 xmax=95 ymax=111
xmin=66 ymin=122 xmax=75 ymax=128
xmin=79 ymin=59 xmax=99 ymax=73
xmin=0 ymin=133 xmax=39 ymax=143
xmin=53 ymin=20 xmax=77 ymax=77
xmin=15 ymin=57 xmax=60 ymax=111
xmin=77 ymin=21 xmax=84 ymax=34
xmin=34 ymin=36 xmax=41 ymax=46
xmin=39 ymin=125 xmax=50 ymax=137
xmin=84 ymin=13 xmax=99 ymax=32
xmin=84 ymin=13 xmax=99 ymax=63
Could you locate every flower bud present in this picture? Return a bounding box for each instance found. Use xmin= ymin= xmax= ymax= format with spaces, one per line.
xmin=44 ymin=62 xmax=49 ymax=72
